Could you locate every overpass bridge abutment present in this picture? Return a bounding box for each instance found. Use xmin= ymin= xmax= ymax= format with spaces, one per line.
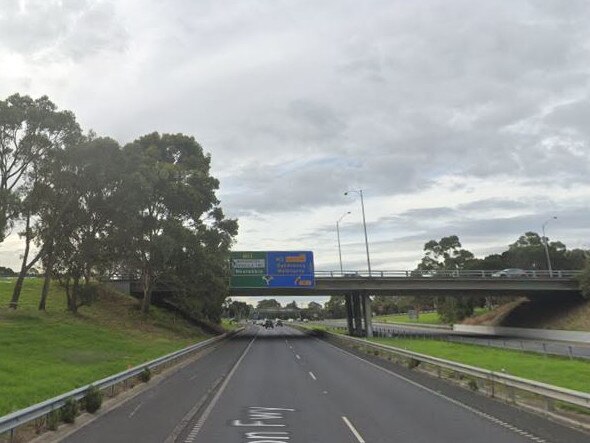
xmin=346 ymin=292 xmax=373 ymax=337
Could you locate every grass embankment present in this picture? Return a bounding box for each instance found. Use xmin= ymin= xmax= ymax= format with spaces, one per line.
xmin=220 ymin=318 xmax=241 ymax=331
xmin=368 ymin=336 xmax=590 ymax=392
xmin=463 ymin=297 xmax=590 ymax=332
xmin=0 ymin=277 xmax=208 ymax=416
xmin=373 ymin=311 xmax=443 ymax=325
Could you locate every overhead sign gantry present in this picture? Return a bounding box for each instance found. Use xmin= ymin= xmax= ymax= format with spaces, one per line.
xmin=230 ymin=251 xmax=315 ymax=288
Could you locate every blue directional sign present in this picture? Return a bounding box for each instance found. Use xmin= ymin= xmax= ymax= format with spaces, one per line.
xmin=230 ymin=251 xmax=315 ymax=288
xmin=266 ymin=251 xmax=315 ymax=288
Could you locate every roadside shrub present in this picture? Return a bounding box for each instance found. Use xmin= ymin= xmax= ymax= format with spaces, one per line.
xmin=61 ymin=398 xmax=79 ymax=424
xmin=84 ymin=385 xmax=103 ymax=413
xmin=467 ymin=378 xmax=479 ymax=391
xmin=407 ymin=358 xmax=420 ymax=369
xmin=139 ymin=367 xmax=151 ymax=383
xmin=47 ymin=410 xmax=60 ymax=431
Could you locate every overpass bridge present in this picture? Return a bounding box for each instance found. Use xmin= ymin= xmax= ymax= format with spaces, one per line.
xmin=229 ymin=269 xmax=581 ymax=298
xmin=106 ymin=269 xmax=581 ymax=338
xmin=230 ymin=269 xmax=582 ymax=338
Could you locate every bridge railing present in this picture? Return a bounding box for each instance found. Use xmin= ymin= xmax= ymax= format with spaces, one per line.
xmin=314 ymin=270 xmax=582 ymax=279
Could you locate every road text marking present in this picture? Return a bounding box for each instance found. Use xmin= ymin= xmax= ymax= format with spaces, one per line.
xmin=183 ymin=335 xmax=257 ymax=442
xmin=232 ymin=406 xmax=295 ymax=441
xmin=342 ymin=416 xmax=365 ymax=443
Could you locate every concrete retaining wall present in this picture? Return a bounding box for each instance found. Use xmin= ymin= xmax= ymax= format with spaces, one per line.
xmin=453 ymin=324 xmax=590 ymax=344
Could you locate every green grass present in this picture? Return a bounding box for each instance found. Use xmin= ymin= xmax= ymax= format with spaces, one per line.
xmin=374 ymin=307 xmax=490 ymax=325
xmin=367 ymin=336 xmax=590 ymax=392
xmin=374 ymin=311 xmax=444 ymax=325
xmin=0 ymin=277 xmax=208 ymax=416
xmin=220 ymin=318 xmax=241 ymax=331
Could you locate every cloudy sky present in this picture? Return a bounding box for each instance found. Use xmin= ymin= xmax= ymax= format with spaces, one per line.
xmin=1 ymin=0 xmax=590 ymax=306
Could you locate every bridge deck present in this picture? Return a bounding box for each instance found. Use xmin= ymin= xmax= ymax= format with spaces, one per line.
xmin=230 ymin=276 xmax=580 ymax=297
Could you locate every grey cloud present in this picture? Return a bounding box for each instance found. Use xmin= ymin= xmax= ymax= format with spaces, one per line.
xmin=0 ymin=0 xmax=127 ymax=59
xmin=397 ymin=207 xmax=456 ymax=219
xmin=457 ymin=199 xmax=529 ymax=212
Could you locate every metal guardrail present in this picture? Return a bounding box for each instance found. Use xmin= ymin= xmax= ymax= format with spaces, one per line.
xmin=314 ymin=269 xmax=581 ymax=279
xmin=318 ymin=329 xmax=590 ymax=412
xmin=0 ymin=331 xmax=238 ymax=439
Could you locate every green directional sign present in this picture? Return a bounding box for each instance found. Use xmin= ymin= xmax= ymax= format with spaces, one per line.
xmin=230 ymin=251 xmax=315 ymax=289
xmin=230 ymin=251 xmax=267 ymax=288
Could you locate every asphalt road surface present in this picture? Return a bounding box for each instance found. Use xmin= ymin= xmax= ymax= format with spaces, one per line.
xmin=64 ymin=326 xmax=589 ymax=443
xmin=320 ymin=319 xmax=590 ymax=359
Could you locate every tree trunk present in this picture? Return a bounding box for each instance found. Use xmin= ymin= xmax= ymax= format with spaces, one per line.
xmin=141 ymin=268 xmax=152 ymax=314
xmin=69 ymin=278 xmax=79 ymax=313
xmin=84 ymin=264 xmax=91 ymax=285
xmin=9 ymin=213 xmax=32 ymax=309
xmin=39 ymin=251 xmax=54 ymax=311
xmin=64 ymin=278 xmax=71 ymax=310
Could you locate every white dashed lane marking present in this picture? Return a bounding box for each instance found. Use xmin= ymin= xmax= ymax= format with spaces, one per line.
xmin=342 ymin=416 xmax=366 ymax=443
xmin=321 ymin=339 xmax=549 ymax=443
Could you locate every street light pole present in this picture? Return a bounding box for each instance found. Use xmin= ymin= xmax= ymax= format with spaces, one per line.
xmin=344 ymin=189 xmax=372 ymax=277
xmin=344 ymin=189 xmax=373 ymax=337
xmin=336 ymin=211 xmax=351 ymax=275
xmin=542 ymin=216 xmax=557 ymax=278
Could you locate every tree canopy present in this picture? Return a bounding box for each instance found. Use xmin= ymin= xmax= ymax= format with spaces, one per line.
xmin=1 ymin=93 xmax=237 ymax=322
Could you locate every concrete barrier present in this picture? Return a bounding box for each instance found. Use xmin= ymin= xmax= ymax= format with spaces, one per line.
xmin=453 ymin=324 xmax=590 ymax=344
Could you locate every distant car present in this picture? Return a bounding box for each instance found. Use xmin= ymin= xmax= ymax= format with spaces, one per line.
xmin=491 ymin=268 xmax=528 ymax=278
xmin=275 ymin=319 xmax=283 ymax=327
xmin=287 ymin=318 xmax=294 ymax=323
xmin=343 ymin=272 xmax=360 ymax=277
xmin=302 ymin=318 xmax=309 ymax=323
xmin=264 ymin=319 xmax=274 ymax=329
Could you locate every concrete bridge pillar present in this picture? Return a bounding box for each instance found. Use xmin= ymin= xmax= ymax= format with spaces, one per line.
xmin=363 ymin=294 xmax=373 ymax=337
xmin=345 ymin=294 xmax=354 ymax=335
xmin=352 ymin=293 xmax=363 ymax=336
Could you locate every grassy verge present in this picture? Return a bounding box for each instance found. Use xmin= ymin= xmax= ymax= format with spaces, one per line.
xmin=367 ymin=336 xmax=590 ymax=392
xmin=373 ymin=311 xmax=443 ymax=325
xmin=220 ymin=318 xmax=241 ymax=331
xmin=374 ymin=307 xmax=489 ymax=325
xmin=0 ymin=277 xmax=208 ymax=416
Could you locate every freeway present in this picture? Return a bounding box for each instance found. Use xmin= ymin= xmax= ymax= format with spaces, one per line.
xmin=319 ymin=319 xmax=590 ymax=359
xmin=61 ymin=326 xmax=588 ymax=443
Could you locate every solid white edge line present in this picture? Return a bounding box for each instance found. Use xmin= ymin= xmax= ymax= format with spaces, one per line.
xmin=184 ymin=332 xmax=258 ymax=441
xmin=308 ymin=371 xmax=317 ymax=381
xmin=318 ymin=338 xmax=547 ymax=443
xmin=342 ymin=416 xmax=366 ymax=443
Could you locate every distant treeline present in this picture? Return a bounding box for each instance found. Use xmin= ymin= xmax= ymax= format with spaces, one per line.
xmin=0 ymin=93 xmax=237 ymax=320
xmin=0 ymin=266 xmax=16 ymax=276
